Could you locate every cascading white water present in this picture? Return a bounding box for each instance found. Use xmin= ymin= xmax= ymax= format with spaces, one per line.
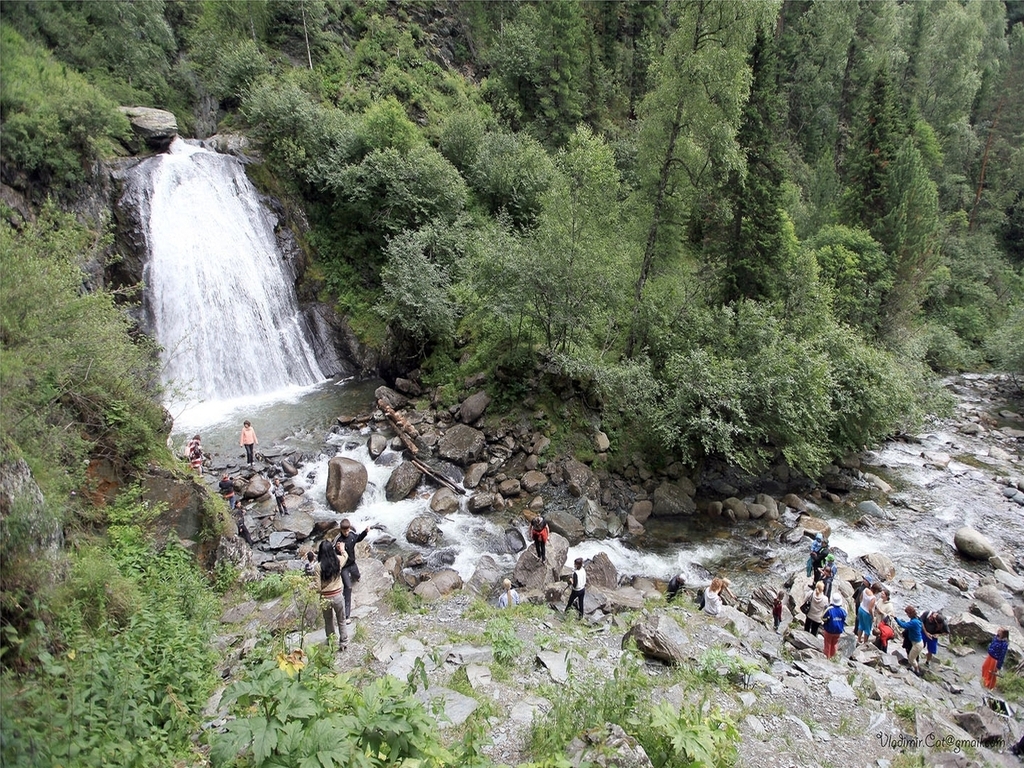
xmin=130 ymin=138 xmax=324 ymax=404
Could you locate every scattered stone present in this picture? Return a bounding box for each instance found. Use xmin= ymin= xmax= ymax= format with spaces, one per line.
xmin=565 ymin=723 xmax=653 ymax=768
xmin=953 ymin=526 xmax=996 ymax=560
xmin=460 ymin=391 xmax=491 ymax=424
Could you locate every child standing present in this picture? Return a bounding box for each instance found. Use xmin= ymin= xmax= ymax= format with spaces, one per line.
xmin=982 ymin=628 xmax=1010 ymax=689
xmin=272 ymin=478 xmax=287 ymax=515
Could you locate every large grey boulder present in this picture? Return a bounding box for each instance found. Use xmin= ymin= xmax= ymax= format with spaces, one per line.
xmin=325 ymin=457 xmax=367 ymax=513
xmin=405 ymin=514 xmax=442 ymax=547
xmin=385 ymin=460 xmax=422 ymax=502
xmin=243 ymin=474 xmax=271 ymax=499
xmin=513 ymin=531 xmax=569 ymax=589
xmin=545 ymin=509 xmax=585 ymax=543
xmin=860 ymin=552 xmax=896 ymax=581
xmin=367 ymin=433 xmax=388 ymax=459
xmin=521 ymin=470 xmax=548 ymax=493
xmin=413 ymin=569 xmax=463 ymax=600
xmin=562 ymin=459 xmax=597 ymax=498
xmin=438 ymin=424 xmax=487 ymax=465
xmin=465 ymin=554 xmax=505 ymax=596
xmin=622 ymin=614 xmax=689 ymax=665
xmin=651 ymin=481 xmax=695 ymax=516
xmin=460 ymin=390 xmax=491 ymax=423
xmin=952 ymin=709 xmax=1007 ymax=746
xmin=119 ymin=106 xmax=177 ymax=151
xmin=585 ymin=552 xmax=619 ymax=589
xmin=429 ymin=487 xmax=459 ymax=514
xmin=953 ymin=526 xmax=996 ymax=560
xmin=374 ymin=385 xmax=408 ymax=410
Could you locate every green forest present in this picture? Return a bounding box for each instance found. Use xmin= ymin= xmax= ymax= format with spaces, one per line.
xmin=1 ymin=1 xmax=1023 ymax=766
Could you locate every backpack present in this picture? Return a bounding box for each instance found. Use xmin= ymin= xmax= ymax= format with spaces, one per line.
xmin=823 ymin=606 xmax=846 ymax=635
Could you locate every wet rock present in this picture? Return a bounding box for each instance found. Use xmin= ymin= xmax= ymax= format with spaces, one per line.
xmin=119 ymin=106 xmax=177 ymax=151
xmin=566 ymin=723 xmax=653 ymax=768
xmin=367 ymin=433 xmax=388 ymax=459
xmin=922 ymin=451 xmax=952 ymax=468
xmin=325 ymin=457 xmax=367 ymax=513
xmin=652 ymin=482 xmax=696 ymax=516
xmin=242 ymin=474 xmax=271 ymax=499
xmin=796 ymin=515 xmax=831 ymax=538
xmin=631 ymin=500 xmax=653 ymax=523
xmin=860 ymin=553 xmax=896 ymax=581
xmin=498 ymin=478 xmax=521 ymax=496
xmin=782 ymin=493 xmax=808 ymax=512
xmin=438 ymin=424 xmax=487 ymax=465
xmin=505 ymin=526 xmax=527 ymax=552
xmin=862 ymin=472 xmax=892 ymax=493
xmin=953 ymin=526 xmax=996 ymax=560
xmin=429 ymin=487 xmax=459 ymax=514
xmin=467 ymin=492 xmax=497 ymax=513
xmin=755 ymin=493 xmax=779 ymax=519
xmin=405 ymin=514 xmax=442 ymax=547
xmin=463 ymin=462 xmax=488 ymax=488
xmin=281 ymin=459 xmax=298 ymax=477
xmin=622 ymin=614 xmax=689 ymax=665
xmin=780 ymin=527 xmax=805 ymax=545
xmin=385 ymin=460 xmax=422 ymax=502
xmin=460 ymin=390 xmax=491 ymax=424
xmin=856 ymin=500 xmax=890 ymax=520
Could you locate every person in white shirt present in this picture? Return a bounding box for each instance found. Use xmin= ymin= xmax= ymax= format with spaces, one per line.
xmin=565 ymin=558 xmax=587 ymax=617
xmin=497 ymin=578 xmax=520 ymax=609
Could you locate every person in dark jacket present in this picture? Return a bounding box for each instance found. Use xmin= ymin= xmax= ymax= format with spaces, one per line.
xmin=234 ymin=501 xmax=253 ymax=545
xmin=530 ymin=516 xmax=549 ymax=563
xmin=334 ymin=517 xmax=369 ymax=621
xmin=666 ymin=573 xmax=686 ymax=603
xmin=219 ymin=474 xmax=236 ymax=509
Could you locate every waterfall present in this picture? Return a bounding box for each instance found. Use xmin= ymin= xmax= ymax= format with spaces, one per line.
xmin=127 ymin=138 xmax=325 ymax=404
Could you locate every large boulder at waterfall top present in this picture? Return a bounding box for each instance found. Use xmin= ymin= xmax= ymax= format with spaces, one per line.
xmin=119 ymin=106 xmax=177 ymax=151
xmin=545 ymin=509 xmax=585 ymax=543
xmin=623 ymin=614 xmax=689 ymax=665
xmin=796 ymin=515 xmax=831 ymax=539
xmin=385 ymin=460 xmax=421 ymax=502
xmin=584 ymin=552 xmax=618 ymax=589
xmin=326 ymin=457 xmax=367 ymax=513
xmin=953 ymin=526 xmax=996 ymax=560
xmin=513 ymin=531 xmax=570 ymax=589
xmin=438 ymin=424 xmax=487 ymax=465
xmin=460 ymin=390 xmax=491 ymax=423
xmin=375 ymin=385 xmax=408 ymax=410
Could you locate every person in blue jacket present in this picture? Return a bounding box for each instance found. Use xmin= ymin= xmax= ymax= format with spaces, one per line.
xmin=896 ymin=605 xmax=925 ymax=675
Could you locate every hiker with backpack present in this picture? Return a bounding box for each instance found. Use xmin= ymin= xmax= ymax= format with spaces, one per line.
xmin=803 ymin=581 xmax=829 ymax=636
xmin=807 ymin=533 xmax=824 ymax=577
xmin=821 ymin=594 xmax=847 ymax=659
xmin=530 ymin=516 xmax=549 ymax=564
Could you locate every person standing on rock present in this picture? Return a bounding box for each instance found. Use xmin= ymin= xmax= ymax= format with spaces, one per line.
xmin=821 ymin=594 xmax=847 ymax=659
xmin=921 ymin=610 xmax=949 ymax=666
xmin=773 ymin=590 xmax=785 ymax=632
xmin=498 ymin=578 xmax=520 ymax=609
xmin=234 ymin=500 xmax=253 ymax=546
xmin=312 ymin=539 xmax=348 ymax=653
xmin=272 ymin=478 xmax=287 ymax=516
xmin=855 ymin=582 xmax=880 ymax=644
xmin=186 ymin=434 xmax=203 ymax=473
xmin=239 ymin=420 xmax=258 ymax=466
xmin=565 ymin=558 xmax=587 ymax=617
xmin=807 ymin=533 xmax=823 ymax=577
xmin=219 ymin=474 xmax=236 ymax=509
xmin=982 ymin=627 xmax=1010 ymax=690
xmin=821 ymin=554 xmax=838 ymax=598
xmin=530 ymin=516 xmax=549 ymax=564
xmin=334 ymin=518 xmax=369 ymax=622
xmin=896 ymin=606 xmax=925 ymax=675
xmin=803 ymin=581 xmax=829 ymax=636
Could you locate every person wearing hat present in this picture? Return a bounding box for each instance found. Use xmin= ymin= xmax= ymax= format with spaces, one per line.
xmin=565 ymin=558 xmax=587 ymax=617
xmin=896 ymin=606 xmax=925 ymax=674
xmin=497 ymin=578 xmax=520 ymax=609
xmin=333 ymin=517 xmax=370 ymax=622
xmin=821 ymin=593 xmax=847 ymax=659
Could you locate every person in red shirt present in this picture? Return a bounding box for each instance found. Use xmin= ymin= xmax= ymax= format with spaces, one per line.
xmin=530 ymin=516 xmax=549 ymax=563
xmin=873 ymin=614 xmax=895 ymax=652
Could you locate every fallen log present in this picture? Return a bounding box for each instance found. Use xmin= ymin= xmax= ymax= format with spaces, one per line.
xmin=411 ymin=458 xmax=465 ymax=495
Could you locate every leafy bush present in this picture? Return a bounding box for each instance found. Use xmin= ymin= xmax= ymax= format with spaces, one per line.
xmin=245 ymin=573 xmax=290 ymax=602
xmin=485 ymin=616 xmax=524 ymax=665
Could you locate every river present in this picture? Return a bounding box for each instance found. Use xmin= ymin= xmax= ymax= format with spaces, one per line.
xmin=171 ymin=373 xmax=1024 ymax=611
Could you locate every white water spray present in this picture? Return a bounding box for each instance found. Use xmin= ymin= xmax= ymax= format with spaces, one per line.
xmin=129 ymin=139 xmax=324 ymax=405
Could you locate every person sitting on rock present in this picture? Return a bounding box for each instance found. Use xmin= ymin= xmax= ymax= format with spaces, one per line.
xmin=530 ymin=516 xmax=549 ymax=564
xmin=497 ymin=578 xmax=520 ymax=609
xmin=873 ymin=613 xmax=895 ymax=652
xmin=703 ymin=578 xmax=724 ymax=617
